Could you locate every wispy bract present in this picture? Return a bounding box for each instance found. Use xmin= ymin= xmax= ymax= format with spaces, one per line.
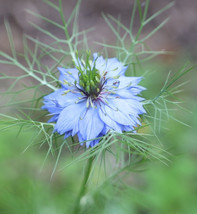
xmin=42 ymin=53 xmax=146 ymax=148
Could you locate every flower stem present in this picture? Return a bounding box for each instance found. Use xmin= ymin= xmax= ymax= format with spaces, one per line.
xmin=72 ymin=155 xmax=95 ymax=214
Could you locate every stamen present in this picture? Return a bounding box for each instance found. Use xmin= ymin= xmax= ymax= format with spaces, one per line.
xmin=86 ymin=98 xmax=90 ymax=108
xmin=62 ymin=90 xmax=70 ymax=95
xmin=112 ymin=75 xmax=120 ymax=79
xmin=89 ymin=98 xmax=94 ymax=108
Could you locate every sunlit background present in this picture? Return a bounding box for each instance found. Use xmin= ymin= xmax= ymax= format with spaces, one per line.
xmin=0 ymin=0 xmax=196 ymax=213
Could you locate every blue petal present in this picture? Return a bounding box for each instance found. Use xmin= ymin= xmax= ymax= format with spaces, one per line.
xmin=104 ymin=102 xmax=134 ymax=126
xmin=103 ymin=78 xmax=120 ymax=91
xmin=48 ymin=115 xmax=59 ymax=123
xmin=112 ymin=98 xmax=145 ymax=121
xmin=42 ymin=88 xmax=66 ymax=114
xmin=93 ymin=53 xmax=98 ymax=60
xmin=101 ymin=124 xmax=111 ymax=135
xmin=77 ymin=132 xmax=101 ymax=148
xmin=54 ymin=101 xmax=86 ymax=135
xmin=79 ymin=106 xmax=104 ymax=141
xmin=98 ymin=105 xmax=122 ymax=133
xmin=88 ymin=134 xmax=102 ymax=147
xmin=58 ymin=67 xmax=79 ymax=89
xmin=86 ymin=139 xmax=99 ymax=148
xmin=42 ymin=89 xmax=84 ymax=124
xmin=77 ymin=132 xmax=84 ymax=146
xmin=114 ymin=89 xmax=145 ymax=100
xmin=105 ymin=58 xmax=127 ymax=77
xmin=126 ymin=99 xmax=146 ymax=115
xmin=64 ymin=131 xmax=72 ymax=139
xmin=104 ymin=98 xmax=144 ymax=126
xmin=92 ymin=53 xmax=99 ymax=65
xmin=118 ymin=124 xmax=135 ymax=132
xmin=94 ymin=55 xmax=127 ymax=79
xmin=118 ymin=76 xmax=143 ymax=89
xmin=94 ymin=55 xmax=107 ymax=75
xmin=58 ymin=91 xmax=84 ymax=107
xmin=129 ymin=86 xmax=146 ymax=95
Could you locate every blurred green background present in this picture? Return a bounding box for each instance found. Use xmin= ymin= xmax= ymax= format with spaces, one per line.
xmin=0 ymin=0 xmax=197 ymax=213
xmin=0 ymin=62 xmax=196 ymax=214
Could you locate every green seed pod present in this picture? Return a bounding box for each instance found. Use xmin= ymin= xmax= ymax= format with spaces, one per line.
xmin=86 ymin=85 xmax=90 ymax=93
xmin=95 ymin=76 xmax=100 ymax=83
xmin=86 ymin=99 xmax=90 ymax=108
xmin=90 ymin=80 xmax=95 ymax=87
xmin=83 ymin=74 xmax=88 ymax=83
xmin=79 ymin=80 xmax=84 ymax=88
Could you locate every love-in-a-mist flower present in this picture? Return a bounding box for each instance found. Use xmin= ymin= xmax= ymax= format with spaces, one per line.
xmin=42 ymin=53 xmax=146 ymax=148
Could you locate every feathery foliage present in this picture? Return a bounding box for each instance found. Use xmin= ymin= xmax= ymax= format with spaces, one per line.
xmin=0 ymin=0 xmax=192 ymax=184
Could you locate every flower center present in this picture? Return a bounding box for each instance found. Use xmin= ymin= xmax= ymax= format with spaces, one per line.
xmin=79 ymin=68 xmax=101 ymax=96
xmin=75 ymin=52 xmax=102 ymax=99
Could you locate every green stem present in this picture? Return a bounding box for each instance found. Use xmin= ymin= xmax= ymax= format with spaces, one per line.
xmin=59 ymin=0 xmax=76 ymax=62
xmin=72 ymin=155 xmax=95 ymax=214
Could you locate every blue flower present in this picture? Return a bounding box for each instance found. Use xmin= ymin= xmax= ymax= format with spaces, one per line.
xmin=42 ymin=53 xmax=146 ymax=148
